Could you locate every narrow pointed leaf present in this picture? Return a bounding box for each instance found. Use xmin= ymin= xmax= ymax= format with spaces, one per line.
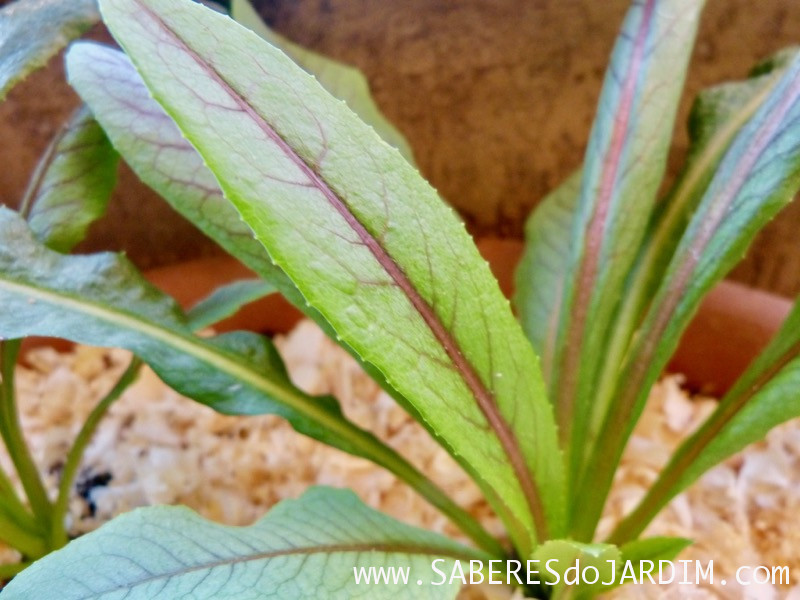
xmin=587 ymin=49 xmax=799 ymax=483
xmin=231 ymin=0 xmax=415 ymax=164
xmin=0 ymin=0 xmax=98 ymax=100
xmin=3 ymin=487 xmax=479 ymax=599
xmin=25 ymin=105 xmax=119 ymax=252
xmin=581 ymin=52 xmax=800 ymax=540
xmin=549 ymin=0 xmax=705 ymax=471
xmin=99 ymin=0 xmax=564 ymax=550
xmin=187 ymin=278 xmax=276 ymax=330
xmin=514 ymin=170 xmax=580 ymax=388
xmin=597 ymin=49 xmax=798 ymax=402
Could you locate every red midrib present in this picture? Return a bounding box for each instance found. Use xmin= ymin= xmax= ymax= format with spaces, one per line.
xmin=131 ymin=0 xmax=549 ymax=539
xmin=558 ymin=0 xmax=657 ymax=441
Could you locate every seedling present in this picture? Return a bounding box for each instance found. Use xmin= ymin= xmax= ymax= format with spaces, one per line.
xmin=2 ymin=0 xmax=800 ymax=597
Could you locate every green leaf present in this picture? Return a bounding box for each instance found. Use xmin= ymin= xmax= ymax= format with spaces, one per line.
xmin=3 ymin=487 xmax=479 ymax=599
xmin=0 ymin=0 xmax=98 ymax=101
xmin=619 ymin=537 xmax=691 ymax=564
xmin=0 ymin=208 xmax=498 ymax=554
xmin=23 ymin=105 xmax=119 ymax=252
xmin=531 ymin=539 xmax=620 ymax=598
xmin=594 ymin=49 xmax=798 ymax=425
xmin=65 ymin=42 xmax=494 ymax=534
xmin=544 ymin=0 xmax=706 ymax=484
xmin=514 ymin=170 xmax=580 ymax=388
xmin=187 ymin=278 xmax=276 ymax=330
xmin=582 ymin=51 xmax=800 ymax=541
xmin=0 ymin=208 xmax=416 ymax=490
xmin=99 ymin=0 xmax=564 ymax=552
xmin=230 ymin=0 xmax=415 ymax=165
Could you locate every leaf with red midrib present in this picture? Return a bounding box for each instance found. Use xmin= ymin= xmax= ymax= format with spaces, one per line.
xmin=97 ymin=0 xmax=565 ymax=552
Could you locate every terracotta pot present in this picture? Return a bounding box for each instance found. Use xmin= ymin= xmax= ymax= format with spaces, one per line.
xmin=21 ymin=240 xmax=791 ymax=395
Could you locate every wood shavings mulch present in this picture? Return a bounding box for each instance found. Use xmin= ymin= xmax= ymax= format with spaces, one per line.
xmin=2 ymin=319 xmax=799 ymax=599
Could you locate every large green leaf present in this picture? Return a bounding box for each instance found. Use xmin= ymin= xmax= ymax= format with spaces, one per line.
xmin=544 ymin=0 xmax=705 ymax=485
xmin=99 ymin=0 xmax=564 ymax=552
xmin=65 ymin=42 xmax=503 ymax=545
xmin=0 ymin=0 xmax=98 ymax=101
xmin=3 ymin=487 xmax=479 ymax=599
xmin=24 ymin=105 xmax=119 ymax=252
xmin=230 ymin=0 xmax=415 ymax=165
xmin=514 ymin=170 xmax=580 ymax=388
xmin=579 ymin=52 xmax=800 ymax=540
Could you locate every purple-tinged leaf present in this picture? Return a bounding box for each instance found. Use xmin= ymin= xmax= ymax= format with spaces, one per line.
xmin=543 ymin=0 xmax=705 ymax=487
xmin=98 ymin=0 xmax=565 ymax=552
xmin=580 ymin=52 xmax=800 ymax=540
xmin=611 ymin=292 xmax=800 ymax=543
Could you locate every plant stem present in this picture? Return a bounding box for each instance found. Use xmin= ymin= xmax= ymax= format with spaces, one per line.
xmin=0 ymin=461 xmax=38 ymax=528
xmin=0 ymin=341 xmax=52 ymax=523
xmin=49 ymin=357 xmax=142 ymax=549
xmin=0 ymin=511 xmax=47 ymax=559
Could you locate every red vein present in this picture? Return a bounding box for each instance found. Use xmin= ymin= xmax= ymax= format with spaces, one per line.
xmin=557 ymin=0 xmax=657 ymax=444
xmin=132 ymin=0 xmax=549 ymax=539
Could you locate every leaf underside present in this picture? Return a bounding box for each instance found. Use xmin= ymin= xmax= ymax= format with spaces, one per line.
xmin=3 ymin=487 xmax=476 ymax=599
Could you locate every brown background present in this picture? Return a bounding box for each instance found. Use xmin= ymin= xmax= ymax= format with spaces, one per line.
xmin=2 ymin=0 xmax=800 ymax=294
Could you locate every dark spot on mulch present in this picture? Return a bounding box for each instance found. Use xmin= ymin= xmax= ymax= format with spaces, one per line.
xmin=75 ymin=470 xmax=113 ymax=517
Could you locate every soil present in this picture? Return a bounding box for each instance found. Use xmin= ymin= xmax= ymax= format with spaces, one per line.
xmin=3 ymin=323 xmax=800 ymax=598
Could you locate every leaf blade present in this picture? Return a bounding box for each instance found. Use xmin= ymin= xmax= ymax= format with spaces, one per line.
xmin=582 ymin=52 xmax=800 ymax=540
xmin=65 ymin=42 xmax=497 ymax=538
xmin=611 ymin=296 xmax=800 ymax=543
xmin=99 ymin=0 xmax=564 ymax=550
xmin=514 ymin=170 xmax=580 ymax=388
xmin=25 ymin=105 xmax=119 ymax=252
xmin=3 ymin=487 xmax=478 ymax=599
xmin=548 ymin=0 xmax=705 ymax=478
xmin=0 ymin=208 xmax=417 ymax=482
xmin=230 ymin=0 xmax=415 ymax=164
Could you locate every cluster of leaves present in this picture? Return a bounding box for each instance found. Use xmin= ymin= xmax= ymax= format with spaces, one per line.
xmin=1 ymin=0 xmax=800 ymax=597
